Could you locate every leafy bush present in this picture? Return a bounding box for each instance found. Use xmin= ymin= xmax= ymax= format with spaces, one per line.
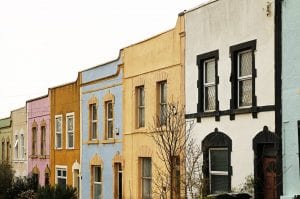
xmin=5 ymin=176 xmax=36 ymax=199
xmin=0 ymin=162 xmax=14 ymax=199
xmin=37 ymin=184 xmax=77 ymax=199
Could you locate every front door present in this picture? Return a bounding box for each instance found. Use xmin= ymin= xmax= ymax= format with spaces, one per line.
xmin=263 ymin=157 xmax=277 ymax=199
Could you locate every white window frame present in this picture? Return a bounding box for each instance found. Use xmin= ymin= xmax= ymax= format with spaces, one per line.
xmin=203 ymin=58 xmax=216 ymax=111
xmin=209 ymin=148 xmax=229 ymax=193
xmin=90 ymin=104 xmax=98 ymax=140
xmin=55 ymin=115 xmax=63 ymax=149
xmin=55 ymin=165 xmax=67 ymax=185
xmin=105 ymin=101 xmax=114 ymax=139
xmin=237 ymin=49 xmax=252 ymax=108
xmin=66 ymin=112 xmax=75 ymax=149
xmin=93 ymin=166 xmax=102 ymax=199
xmin=137 ymin=86 xmax=145 ymax=128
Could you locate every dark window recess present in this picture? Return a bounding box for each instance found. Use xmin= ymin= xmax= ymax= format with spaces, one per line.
xmin=197 ymin=50 xmax=220 ymax=122
xmin=229 ymin=40 xmax=257 ymax=120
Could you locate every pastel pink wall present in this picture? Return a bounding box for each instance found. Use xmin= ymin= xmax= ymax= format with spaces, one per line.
xmin=27 ymin=95 xmax=50 ymax=186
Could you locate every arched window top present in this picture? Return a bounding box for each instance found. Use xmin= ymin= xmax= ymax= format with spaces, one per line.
xmin=202 ymin=128 xmax=232 ymax=151
xmin=90 ymin=153 xmax=103 ymax=166
xmin=32 ymin=120 xmax=38 ymax=128
xmin=88 ymin=95 xmax=98 ymax=105
xmin=32 ymin=165 xmax=40 ymax=174
xmin=252 ymin=126 xmax=279 ymax=151
xmin=103 ymin=92 xmax=115 ymax=104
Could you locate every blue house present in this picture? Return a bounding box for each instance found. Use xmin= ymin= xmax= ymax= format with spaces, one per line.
xmin=80 ymin=55 xmax=123 ymax=199
xmin=282 ymin=0 xmax=300 ymax=198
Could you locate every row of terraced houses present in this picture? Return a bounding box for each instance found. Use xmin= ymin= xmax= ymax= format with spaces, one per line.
xmin=1 ymin=0 xmax=300 ymax=198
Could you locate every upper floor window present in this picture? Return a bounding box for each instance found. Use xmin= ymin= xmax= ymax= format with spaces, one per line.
xmin=197 ymin=50 xmax=219 ymax=113
xmin=137 ymin=86 xmax=145 ymax=128
xmin=230 ymin=40 xmax=256 ymax=110
xmin=105 ymin=101 xmax=114 ymax=139
xmin=14 ymin=135 xmax=19 ymax=159
xmin=20 ymin=134 xmax=24 ymax=159
xmin=158 ymin=81 xmax=167 ymax=126
xmin=141 ymin=157 xmax=152 ymax=199
xmin=55 ymin=115 xmax=62 ymax=149
xmin=66 ymin=113 xmax=74 ymax=148
xmin=90 ymin=104 xmax=98 ymax=140
xmin=32 ymin=127 xmax=37 ymax=155
xmin=41 ymin=126 xmax=46 ymax=155
xmin=1 ymin=141 xmax=5 ymax=160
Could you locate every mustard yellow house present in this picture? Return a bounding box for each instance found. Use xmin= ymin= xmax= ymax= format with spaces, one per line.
xmin=122 ymin=15 xmax=185 ymax=198
xmin=49 ymin=75 xmax=80 ymax=196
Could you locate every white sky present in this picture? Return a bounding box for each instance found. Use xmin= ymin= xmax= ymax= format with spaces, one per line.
xmin=0 ymin=0 xmax=207 ymax=118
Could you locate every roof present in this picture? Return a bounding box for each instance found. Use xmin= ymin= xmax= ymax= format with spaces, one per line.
xmin=184 ymin=0 xmax=219 ymax=14
xmin=0 ymin=117 xmax=11 ymax=128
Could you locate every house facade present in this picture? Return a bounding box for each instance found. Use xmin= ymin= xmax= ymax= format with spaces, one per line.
xmin=185 ymin=0 xmax=281 ymax=198
xmin=281 ymin=0 xmax=300 ymax=198
xmin=49 ymin=77 xmax=80 ymax=195
xmin=0 ymin=117 xmax=12 ymax=164
xmin=11 ymin=107 xmax=27 ymax=178
xmin=122 ymin=16 xmax=185 ymax=198
xmin=27 ymin=94 xmax=50 ymax=186
xmin=80 ymin=57 xmax=123 ymax=199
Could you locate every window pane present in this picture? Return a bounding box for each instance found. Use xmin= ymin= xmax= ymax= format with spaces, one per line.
xmin=94 ymin=167 xmax=101 ymax=182
xmin=56 ymin=118 xmax=61 ymax=132
xmin=239 ymin=79 xmax=252 ymax=106
xmin=57 ymin=134 xmax=62 ymax=148
xmin=139 ymin=87 xmax=145 ymax=106
xmin=239 ymin=51 xmax=252 ymax=77
xmin=160 ymin=104 xmax=167 ymax=125
xmin=142 ymin=158 xmax=152 ymax=177
xmin=205 ymin=86 xmax=215 ymax=110
xmin=94 ymin=183 xmax=101 ymax=199
xmin=92 ymin=104 xmax=97 ymax=120
xmin=68 ymin=133 xmax=74 ymax=148
xmin=160 ymin=82 xmax=167 ymax=103
xmin=211 ymin=175 xmax=229 ymax=194
xmin=58 ymin=178 xmax=66 ymax=187
xmin=205 ymin=60 xmax=215 ymax=83
xmin=107 ymin=102 xmax=113 ymax=119
xmin=92 ymin=122 xmax=97 ymax=139
xmin=139 ymin=108 xmax=145 ymax=127
xmin=142 ymin=179 xmax=152 ymax=199
xmin=67 ymin=116 xmax=73 ymax=131
xmin=210 ymin=150 xmax=228 ymax=171
xmin=108 ymin=121 xmax=113 ymax=139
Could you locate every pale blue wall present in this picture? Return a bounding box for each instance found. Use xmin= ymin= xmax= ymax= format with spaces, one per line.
xmin=282 ymin=0 xmax=300 ymax=197
xmin=81 ymin=58 xmax=122 ymax=199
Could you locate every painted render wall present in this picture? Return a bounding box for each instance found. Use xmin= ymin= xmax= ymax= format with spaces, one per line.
xmin=80 ymin=58 xmax=123 ymax=199
xmin=49 ymin=78 xmax=80 ymax=187
xmin=122 ymin=16 xmax=185 ymax=199
xmin=281 ymin=0 xmax=300 ymax=197
xmin=27 ymin=95 xmax=50 ymax=186
xmin=185 ymin=0 xmax=276 ymax=190
xmin=11 ymin=107 xmax=28 ymax=178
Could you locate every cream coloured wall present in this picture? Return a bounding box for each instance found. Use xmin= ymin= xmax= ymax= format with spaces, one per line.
xmin=122 ymin=16 xmax=185 ymax=198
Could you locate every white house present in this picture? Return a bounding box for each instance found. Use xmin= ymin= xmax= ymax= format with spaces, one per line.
xmin=184 ymin=0 xmax=281 ymax=198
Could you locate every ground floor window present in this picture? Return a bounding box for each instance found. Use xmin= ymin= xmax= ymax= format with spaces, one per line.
xmin=141 ymin=157 xmax=152 ymax=199
xmin=56 ymin=167 xmax=67 ymax=187
xmin=93 ymin=166 xmax=102 ymax=199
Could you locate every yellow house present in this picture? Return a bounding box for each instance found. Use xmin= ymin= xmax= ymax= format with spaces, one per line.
xmin=122 ymin=15 xmax=185 ymax=198
xmin=49 ymin=75 xmax=81 ymax=195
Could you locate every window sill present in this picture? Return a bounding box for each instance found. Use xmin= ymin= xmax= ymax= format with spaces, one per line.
xmin=66 ymin=147 xmax=75 ymax=150
xmin=30 ymin=155 xmax=38 ymax=159
xmin=133 ymin=127 xmax=147 ymax=133
xmin=87 ymin=140 xmax=99 ymax=145
xmin=39 ymin=155 xmax=48 ymax=159
xmin=55 ymin=147 xmax=63 ymax=150
xmin=101 ymin=139 xmax=116 ymax=144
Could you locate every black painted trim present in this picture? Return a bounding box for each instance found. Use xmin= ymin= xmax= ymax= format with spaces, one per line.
xmin=275 ymin=0 xmax=283 ymax=197
xmin=201 ymin=129 xmax=232 ymax=196
xmin=229 ymin=40 xmax=257 ymax=120
xmin=196 ymin=50 xmax=220 ymax=121
xmin=185 ymin=105 xmax=275 ymax=120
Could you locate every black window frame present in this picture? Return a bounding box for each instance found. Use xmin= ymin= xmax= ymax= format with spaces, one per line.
xmin=196 ymin=50 xmax=220 ymax=121
xmin=229 ymin=40 xmax=257 ymax=120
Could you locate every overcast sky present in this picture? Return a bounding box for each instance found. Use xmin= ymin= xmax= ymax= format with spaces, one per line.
xmin=0 ymin=0 xmax=207 ymax=118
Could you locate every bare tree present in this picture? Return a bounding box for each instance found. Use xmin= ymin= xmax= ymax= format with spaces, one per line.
xmin=149 ymin=102 xmax=202 ymax=199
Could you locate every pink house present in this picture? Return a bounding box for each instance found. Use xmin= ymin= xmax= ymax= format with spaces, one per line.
xmin=27 ymin=94 xmax=50 ymax=186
